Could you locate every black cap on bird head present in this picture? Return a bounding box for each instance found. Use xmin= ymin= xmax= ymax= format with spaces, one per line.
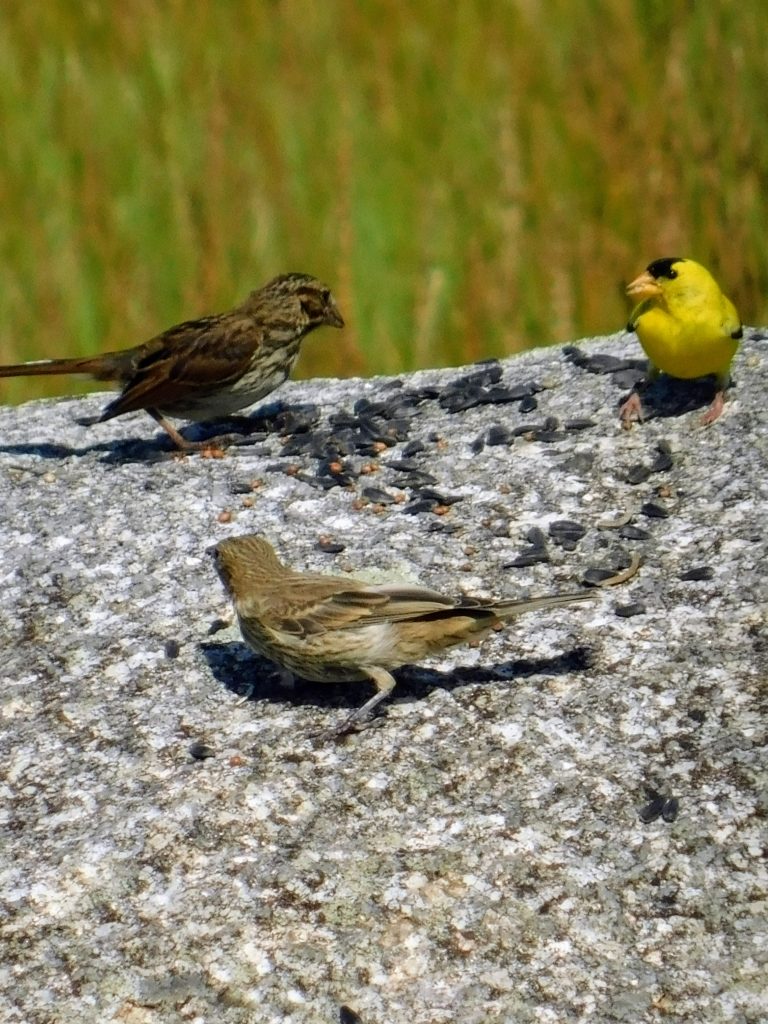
xmin=646 ymin=257 xmax=686 ymax=280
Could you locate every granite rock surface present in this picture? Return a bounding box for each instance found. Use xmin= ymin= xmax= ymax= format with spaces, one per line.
xmin=1 ymin=331 xmax=766 ymax=1024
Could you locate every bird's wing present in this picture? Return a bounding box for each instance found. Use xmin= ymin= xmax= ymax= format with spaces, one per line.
xmin=101 ymin=317 xmax=261 ymax=417
xmin=257 ymin=581 xmax=458 ymax=636
xmin=360 ymin=584 xmax=462 ymax=622
xmin=720 ymin=296 xmax=742 ymax=339
xmin=627 ymin=297 xmax=655 ymax=332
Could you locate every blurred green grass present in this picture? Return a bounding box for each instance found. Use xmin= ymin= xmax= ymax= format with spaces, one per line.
xmin=1 ymin=1 xmax=767 ymax=404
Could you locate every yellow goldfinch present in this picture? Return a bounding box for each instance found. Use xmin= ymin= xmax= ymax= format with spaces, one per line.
xmin=620 ymin=257 xmax=742 ymax=426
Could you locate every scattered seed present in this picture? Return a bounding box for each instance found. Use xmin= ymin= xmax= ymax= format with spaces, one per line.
xmin=486 ymin=425 xmax=512 ymax=446
xmin=564 ymin=417 xmax=595 ymax=431
xmin=277 ymin=408 xmax=319 ymax=434
xmin=626 ymin=464 xmax=652 ymax=485
xmin=585 ymin=551 xmax=642 ymax=587
xmin=189 ymin=741 xmax=215 ymax=761
xmin=651 ymin=441 xmax=674 ymax=473
xmin=207 ymin=618 xmax=230 ymax=635
xmin=354 ymin=397 xmax=386 ymax=416
xmin=640 ymin=502 xmax=670 ymax=519
xmin=583 ymin=567 xmax=620 ymax=586
xmin=549 ymin=520 xmax=587 ymax=542
xmin=317 ymin=539 xmax=345 ymax=554
xmin=507 ymin=385 xmax=536 ymax=399
xmin=679 ymin=566 xmax=714 ymax=582
xmin=597 ymin=511 xmax=633 ymax=529
xmin=385 ymin=458 xmax=421 ymax=473
xmin=614 ymin=602 xmax=646 ymax=617
xmin=618 ymin=525 xmax=651 ymax=541
xmin=164 ymin=639 xmax=181 ymax=659
xmin=639 ymin=794 xmax=666 ymax=823
xmin=407 ymin=384 xmax=442 ymax=402
xmin=427 ymin=520 xmax=462 ymax=534
xmin=505 ymin=548 xmax=551 ymax=568
xmin=293 ymin=472 xmax=327 ymax=490
xmin=439 ymin=384 xmax=488 ymax=413
xmin=483 ymin=386 xmax=526 ymax=404
xmin=401 ymin=498 xmax=438 ymax=515
xmin=662 ymin=798 xmax=679 ymax=822
xmin=525 ymin=527 xmax=547 ymax=548
xmin=230 ymin=480 xmax=257 ymax=495
xmin=501 ymin=383 xmax=535 ymax=400
xmin=529 ymin=429 xmax=566 ymax=443
xmin=393 ymin=471 xmax=439 ymax=488
xmin=563 ymin=347 xmax=642 ymax=376
xmin=361 ymin=486 xmax=398 ymax=505
xmin=401 ymin=439 xmax=426 ymax=457
xmin=417 ymin=488 xmax=463 ymax=506
xmin=279 ymin=435 xmax=309 ymax=457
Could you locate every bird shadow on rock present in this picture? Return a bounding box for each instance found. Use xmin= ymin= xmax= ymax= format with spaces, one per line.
xmin=618 ymin=375 xmax=730 ymax=422
xmin=564 ymin=346 xmax=730 ymax=422
xmin=0 ymin=435 xmax=196 ymax=465
xmin=200 ymin=640 xmax=595 ymax=714
xmin=0 ymin=399 xmax=320 ymax=465
xmin=0 ymin=436 xmax=175 ymax=464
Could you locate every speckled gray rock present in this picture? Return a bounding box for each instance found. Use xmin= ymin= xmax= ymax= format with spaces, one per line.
xmin=1 ymin=331 xmax=767 ymax=1024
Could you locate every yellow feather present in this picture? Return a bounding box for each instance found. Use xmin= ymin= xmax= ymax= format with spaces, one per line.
xmin=622 ymin=257 xmax=742 ymax=425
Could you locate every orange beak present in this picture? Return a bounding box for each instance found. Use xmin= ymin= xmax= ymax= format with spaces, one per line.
xmin=626 ymin=271 xmax=663 ymax=302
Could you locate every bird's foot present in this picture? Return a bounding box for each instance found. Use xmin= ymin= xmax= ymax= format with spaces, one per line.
xmin=310 ymin=708 xmax=380 ymax=742
xmin=700 ymin=391 xmax=725 ymax=425
xmin=173 ymin=432 xmax=263 ymax=456
xmin=619 ymin=392 xmax=644 ymax=429
xmin=196 ymin=440 xmax=231 ymax=459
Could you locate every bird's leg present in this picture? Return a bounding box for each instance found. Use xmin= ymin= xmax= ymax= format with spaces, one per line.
xmin=147 ymin=409 xmax=242 ymax=454
xmin=700 ymin=372 xmax=730 ymax=425
xmin=700 ymin=389 xmax=726 ymax=425
xmin=147 ymin=408 xmax=199 ymax=451
xmin=619 ymin=391 xmax=644 ymax=428
xmin=619 ymin=363 xmax=658 ymax=429
xmin=333 ymin=666 xmax=397 ymax=736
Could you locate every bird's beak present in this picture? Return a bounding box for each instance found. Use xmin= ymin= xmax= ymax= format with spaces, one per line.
xmin=626 ymin=271 xmax=662 ymax=302
xmin=327 ymin=302 xmax=345 ymax=329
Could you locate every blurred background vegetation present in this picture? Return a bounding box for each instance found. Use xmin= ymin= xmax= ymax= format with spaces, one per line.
xmin=1 ymin=0 xmax=767 ymax=404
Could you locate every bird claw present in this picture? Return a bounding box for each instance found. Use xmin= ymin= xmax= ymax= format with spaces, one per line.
xmin=310 ymin=709 xmax=381 ymax=742
xmin=619 ymin=392 xmax=644 ymax=428
xmin=700 ymin=391 xmax=725 ymax=425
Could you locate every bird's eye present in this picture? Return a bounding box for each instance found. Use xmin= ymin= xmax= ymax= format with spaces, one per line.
xmin=668 ymin=269 xmax=678 ymax=279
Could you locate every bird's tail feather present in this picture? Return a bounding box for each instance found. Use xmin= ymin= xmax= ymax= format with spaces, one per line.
xmin=0 ymin=354 xmax=123 ymax=382
xmin=492 ymin=589 xmax=594 ymax=619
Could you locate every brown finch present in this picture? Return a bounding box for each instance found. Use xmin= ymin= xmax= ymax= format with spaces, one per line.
xmin=212 ymin=535 xmax=594 ymax=733
xmin=0 ymin=273 xmax=344 ymax=449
